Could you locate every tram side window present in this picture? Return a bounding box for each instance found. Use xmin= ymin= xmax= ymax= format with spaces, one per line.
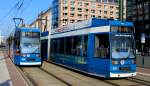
xmin=59 ymin=38 xmax=65 ymax=54
xmin=53 ymin=35 xmax=88 ymax=57
xmin=65 ymin=37 xmax=72 ymax=55
xmin=72 ymin=35 xmax=88 ymax=57
xmin=94 ymin=34 xmax=109 ymax=58
xmin=14 ymin=39 xmax=20 ymax=49
xmin=52 ymin=39 xmax=58 ymax=53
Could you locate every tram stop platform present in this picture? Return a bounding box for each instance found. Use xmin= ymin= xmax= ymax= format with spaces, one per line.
xmin=0 ymin=50 xmax=150 ymax=86
xmin=0 ymin=51 xmax=27 ymax=86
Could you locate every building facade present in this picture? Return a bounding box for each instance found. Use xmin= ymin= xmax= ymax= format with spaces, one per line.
xmin=30 ymin=8 xmax=52 ymax=33
xmin=52 ymin=0 xmax=126 ymax=29
xmin=127 ymin=0 xmax=150 ymax=53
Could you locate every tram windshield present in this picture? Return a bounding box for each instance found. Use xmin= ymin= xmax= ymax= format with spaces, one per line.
xmin=21 ymin=38 xmax=40 ymax=53
xmin=111 ymin=34 xmax=135 ymax=59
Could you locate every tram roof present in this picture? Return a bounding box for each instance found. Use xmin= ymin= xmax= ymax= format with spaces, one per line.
xmin=16 ymin=27 xmax=40 ymax=32
xmin=52 ymin=18 xmax=134 ymax=34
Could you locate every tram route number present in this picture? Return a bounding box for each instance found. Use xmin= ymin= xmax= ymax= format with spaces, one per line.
xmin=119 ymin=67 xmax=130 ymax=71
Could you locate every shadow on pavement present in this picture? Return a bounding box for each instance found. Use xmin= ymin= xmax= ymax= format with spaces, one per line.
xmin=0 ymin=80 xmax=11 ymax=86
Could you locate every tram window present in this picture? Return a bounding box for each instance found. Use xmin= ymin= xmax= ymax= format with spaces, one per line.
xmin=53 ymin=35 xmax=88 ymax=57
xmin=94 ymin=34 xmax=110 ymax=58
xmin=52 ymin=39 xmax=58 ymax=53
xmin=72 ymin=35 xmax=88 ymax=57
xmin=59 ymin=38 xmax=65 ymax=54
xmin=111 ymin=26 xmax=133 ymax=33
xmin=65 ymin=37 xmax=72 ymax=55
xmin=14 ymin=39 xmax=20 ymax=49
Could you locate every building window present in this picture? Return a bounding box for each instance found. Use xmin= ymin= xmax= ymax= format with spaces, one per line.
xmin=78 ymin=14 xmax=82 ymax=18
xmin=84 ymin=15 xmax=88 ymax=19
xmin=91 ymin=3 xmax=95 ymax=9
xmin=98 ymin=16 xmax=101 ymax=18
xmin=110 ymin=6 xmax=114 ymax=10
xmin=98 ymin=10 xmax=101 ymax=14
xmin=110 ymin=17 xmax=114 ymax=19
xmin=77 ymin=20 xmax=82 ymax=22
xmin=145 ymin=14 xmax=149 ymax=20
xmin=78 ymin=1 xmax=82 ymax=6
xmin=70 ymin=13 xmax=75 ymax=17
xmin=63 ymin=0 xmax=68 ymax=4
xmin=91 ymin=15 xmax=95 ymax=17
xmin=98 ymin=4 xmax=101 ymax=8
xmin=102 ymin=0 xmax=107 ymax=3
xmin=91 ymin=9 xmax=95 ymax=13
xmin=104 ymin=11 xmax=107 ymax=15
xmin=145 ymin=24 xmax=149 ymax=29
xmin=104 ymin=5 xmax=108 ymax=10
xmin=63 ymin=7 xmax=68 ymax=10
xmin=70 ymin=0 xmax=75 ymax=5
xmin=70 ymin=7 xmax=75 ymax=11
xmin=84 ymin=3 xmax=89 ymax=7
xmin=110 ymin=11 xmax=113 ymax=15
xmin=85 ymin=9 xmax=89 ymax=13
xmin=104 ymin=16 xmax=107 ymax=18
xmin=97 ymin=0 xmax=101 ymax=2
xmin=78 ymin=8 xmax=82 ymax=12
xmin=63 ymin=19 xmax=68 ymax=23
xmin=114 ymin=0 xmax=119 ymax=3
xmin=108 ymin=0 xmax=114 ymax=3
xmin=70 ymin=19 xmax=75 ymax=23
xmin=63 ymin=13 xmax=68 ymax=16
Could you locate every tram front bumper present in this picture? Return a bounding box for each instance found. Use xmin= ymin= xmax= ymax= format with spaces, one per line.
xmin=110 ymin=72 xmax=136 ymax=78
xmin=20 ymin=62 xmax=41 ymax=65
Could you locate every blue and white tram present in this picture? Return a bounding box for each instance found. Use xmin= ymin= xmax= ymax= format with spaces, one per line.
xmin=12 ymin=27 xmax=42 ymax=66
xmin=47 ymin=18 xmax=136 ymax=78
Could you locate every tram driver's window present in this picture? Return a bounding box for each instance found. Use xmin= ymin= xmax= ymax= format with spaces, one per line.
xmin=94 ymin=34 xmax=109 ymax=58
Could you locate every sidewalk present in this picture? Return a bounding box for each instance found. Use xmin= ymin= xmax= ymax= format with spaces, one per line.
xmin=137 ymin=67 xmax=150 ymax=76
xmin=0 ymin=52 xmax=13 ymax=86
xmin=0 ymin=51 xmax=28 ymax=86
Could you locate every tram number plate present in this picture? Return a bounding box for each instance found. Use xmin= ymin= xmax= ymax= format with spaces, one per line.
xmin=119 ymin=67 xmax=130 ymax=71
xmin=27 ymin=58 xmax=35 ymax=62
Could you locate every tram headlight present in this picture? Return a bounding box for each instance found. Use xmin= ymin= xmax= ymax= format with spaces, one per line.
xmin=27 ymin=54 xmax=30 ymax=57
xmin=112 ymin=60 xmax=118 ymax=64
xmin=36 ymin=54 xmax=40 ymax=57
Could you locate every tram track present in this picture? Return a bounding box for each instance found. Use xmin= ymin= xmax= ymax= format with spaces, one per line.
xmin=17 ymin=61 xmax=150 ymax=86
xmin=103 ymin=75 xmax=150 ymax=86
xmin=127 ymin=76 xmax=150 ymax=86
xmin=42 ymin=61 xmax=150 ymax=86
xmin=19 ymin=67 xmax=69 ymax=86
xmin=17 ymin=66 xmax=35 ymax=86
xmin=39 ymin=67 xmax=72 ymax=86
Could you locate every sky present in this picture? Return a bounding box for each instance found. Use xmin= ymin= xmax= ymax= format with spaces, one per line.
xmin=0 ymin=0 xmax=53 ymax=37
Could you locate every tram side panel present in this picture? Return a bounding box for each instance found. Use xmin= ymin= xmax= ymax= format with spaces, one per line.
xmin=88 ymin=33 xmax=110 ymax=77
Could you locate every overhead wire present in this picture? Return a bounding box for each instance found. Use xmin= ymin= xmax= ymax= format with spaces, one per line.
xmin=0 ymin=0 xmax=25 ymax=37
xmin=0 ymin=0 xmax=23 ymax=25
